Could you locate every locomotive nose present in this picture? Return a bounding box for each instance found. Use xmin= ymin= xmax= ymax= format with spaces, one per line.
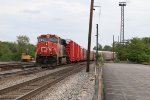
xmin=40 ymin=47 xmax=52 ymax=54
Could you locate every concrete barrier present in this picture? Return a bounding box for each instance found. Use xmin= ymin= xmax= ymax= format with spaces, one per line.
xmin=92 ymin=65 xmax=103 ymax=100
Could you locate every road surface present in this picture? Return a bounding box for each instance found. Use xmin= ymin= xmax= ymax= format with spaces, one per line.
xmin=103 ymin=63 xmax=150 ymax=100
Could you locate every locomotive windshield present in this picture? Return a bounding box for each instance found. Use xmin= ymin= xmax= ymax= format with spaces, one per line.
xmin=38 ymin=36 xmax=47 ymax=43
xmin=38 ymin=35 xmax=58 ymax=43
xmin=49 ymin=36 xmax=58 ymax=43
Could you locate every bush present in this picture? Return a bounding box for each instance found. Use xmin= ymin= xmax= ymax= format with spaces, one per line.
xmin=114 ymin=37 xmax=150 ymax=63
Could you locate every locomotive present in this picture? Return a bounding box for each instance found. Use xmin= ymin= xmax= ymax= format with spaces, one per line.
xmin=36 ymin=34 xmax=95 ymax=66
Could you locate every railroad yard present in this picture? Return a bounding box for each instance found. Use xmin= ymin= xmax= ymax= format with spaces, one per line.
xmin=0 ymin=0 xmax=150 ymax=100
xmin=0 ymin=62 xmax=96 ymax=100
xmin=1 ymin=62 xmax=150 ymax=100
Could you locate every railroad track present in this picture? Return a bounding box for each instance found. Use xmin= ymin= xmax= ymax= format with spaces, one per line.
xmin=0 ymin=67 xmax=43 ymax=78
xmin=0 ymin=62 xmax=83 ymax=77
xmin=0 ymin=62 xmax=38 ymax=77
xmin=0 ymin=62 xmax=35 ymax=71
xmin=0 ymin=63 xmax=86 ymax=100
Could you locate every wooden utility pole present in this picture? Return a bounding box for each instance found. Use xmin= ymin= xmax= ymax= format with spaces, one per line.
xmin=86 ymin=0 xmax=94 ymax=72
xmin=96 ymin=24 xmax=99 ymax=64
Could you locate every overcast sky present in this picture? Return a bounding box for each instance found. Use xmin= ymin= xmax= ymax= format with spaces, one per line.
xmin=0 ymin=0 xmax=150 ymax=49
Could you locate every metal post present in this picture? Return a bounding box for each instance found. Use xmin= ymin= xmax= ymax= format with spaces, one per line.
xmin=95 ymin=24 xmax=99 ymax=81
xmin=118 ymin=35 xmax=119 ymax=43
xmin=113 ymin=35 xmax=115 ymax=61
xmin=123 ymin=6 xmax=125 ymax=43
xmin=86 ymin=0 xmax=94 ymax=72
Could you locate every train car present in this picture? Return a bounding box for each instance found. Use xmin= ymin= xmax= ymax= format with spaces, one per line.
xmin=66 ymin=40 xmax=84 ymax=62
xmin=90 ymin=51 xmax=95 ymax=61
xmin=80 ymin=48 xmax=84 ymax=61
xmin=36 ymin=34 xmax=67 ymax=65
xmin=97 ymin=51 xmax=116 ymax=61
xmin=83 ymin=49 xmax=87 ymax=61
xmin=78 ymin=45 xmax=81 ymax=61
xmin=66 ymin=39 xmax=76 ymax=62
xmin=102 ymin=51 xmax=116 ymax=61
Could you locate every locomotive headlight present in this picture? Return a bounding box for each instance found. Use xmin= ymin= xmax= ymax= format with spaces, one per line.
xmin=45 ymin=42 xmax=48 ymax=46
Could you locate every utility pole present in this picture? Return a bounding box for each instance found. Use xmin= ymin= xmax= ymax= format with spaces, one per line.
xmin=118 ymin=35 xmax=120 ymax=43
xmin=96 ymin=24 xmax=99 ymax=64
xmin=113 ymin=35 xmax=115 ymax=61
xmin=86 ymin=0 xmax=94 ymax=72
xmin=119 ymin=2 xmax=126 ymax=44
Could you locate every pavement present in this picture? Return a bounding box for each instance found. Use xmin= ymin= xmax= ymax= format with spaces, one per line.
xmin=103 ymin=63 xmax=150 ymax=100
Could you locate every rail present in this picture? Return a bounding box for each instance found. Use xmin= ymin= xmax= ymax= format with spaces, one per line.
xmin=0 ymin=63 xmax=85 ymax=100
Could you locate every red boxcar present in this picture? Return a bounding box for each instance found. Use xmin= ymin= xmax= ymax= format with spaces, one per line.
xmin=66 ymin=39 xmax=75 ymax=62
xmin=78 ymin=45 xmax=81 ymax=61
xmin=80 ymin=48 xmax=84 ymax=61
xmin=83 ymin=49 xmax=87 ymax=61
xmin=66 ymin=39 xmax=85 ymax=62
xmin=66 ymin=39 xmax=83 ymax=62
xmin=90 ymin=51 xmax=95 ymax=61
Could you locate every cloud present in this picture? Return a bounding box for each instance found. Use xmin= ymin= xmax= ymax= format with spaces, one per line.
xmin=22 ymin=9 xmax=41 ymax=14
xmin=0 ymin=0 xmax=149 ymax=48
xmin=52 ymin=18 xmax=63 ymax=21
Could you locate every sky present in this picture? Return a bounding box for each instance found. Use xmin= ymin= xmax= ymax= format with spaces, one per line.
xmin=0 ymin=0 xmax=150 ymax=49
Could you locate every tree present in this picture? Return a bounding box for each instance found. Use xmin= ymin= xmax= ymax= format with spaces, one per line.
xmin=0 ymin=36 xmax=36 ymax=61
xmin=17 ymin=35 xmax=30 ymax=55
xmin=103 ymin=45 xmax=112 ymax=51
xmin=114 ymin=37 xmax=150 ymax=63
xmin=0 ymin=42 xmax=13 ymax=61
xmin=27 ymin=44 xmax=36 ymax=58
xmin=93 ymin=44 xmax=102 ymax=51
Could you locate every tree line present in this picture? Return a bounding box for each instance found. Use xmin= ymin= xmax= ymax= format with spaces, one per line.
xmin=93 ymin=37 xmax=150 ymax=63
xmin=0 ymin=35 xmax=36 ymax=61
xmin=114 ymin=37 xmax=150 ymax=63
xmin=1 ymin=35 xmax=150 ymax=63
xmin=93 ymin=44 xmax=112 ymax=51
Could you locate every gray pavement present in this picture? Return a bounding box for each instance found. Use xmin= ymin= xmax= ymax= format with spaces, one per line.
xmin=103 ymin=63 xmax=150 ymax=100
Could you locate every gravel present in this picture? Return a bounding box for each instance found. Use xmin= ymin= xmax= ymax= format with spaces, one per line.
xmin=0 ymin=66 xmax=70 ymax=90
xmin=31 ymin=63 xmax=95 ymax=100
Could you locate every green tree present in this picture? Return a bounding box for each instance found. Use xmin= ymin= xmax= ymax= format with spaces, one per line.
xmin=93 ymin=44 xmax=102 ymax=51
xmin=16 ymin=35 xmax=30 ymax=58
xmin=103 ymin=45 xmax=112 ymax=51
xmin=27 ymin=44 xmax=36 ymax=58
xmin=0 ymin=36 xmax=36 ymax=61
xmin=17 ymin=35 xmax=29 ymax=51
xmin=0 ymin=42 xmax=13 ymax=61
xmin=114 ymin=37 xmax=150 ymax=63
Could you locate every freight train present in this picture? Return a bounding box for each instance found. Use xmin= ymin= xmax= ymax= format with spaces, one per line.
xmin=35 ymin=34 xmax=95 ymax=66
xmin=98 ymin=51 xmax=116 ymax=61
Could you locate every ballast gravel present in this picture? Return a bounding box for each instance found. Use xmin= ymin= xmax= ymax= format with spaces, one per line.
xmin=31 ymin=64 xmax=95 ymax=100
xmin=0 ymin=67 xmax=69 ymax=90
